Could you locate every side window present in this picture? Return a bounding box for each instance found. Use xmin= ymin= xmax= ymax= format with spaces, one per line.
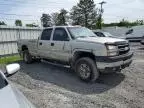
xmin=53 ymin=28 xmax=69 ymax=41
xmin=41 ymin=29 xmax=52 ymax=40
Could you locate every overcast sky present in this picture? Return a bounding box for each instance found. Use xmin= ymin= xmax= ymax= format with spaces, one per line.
xmin=0 ymin=0 xmax=144 ymax=25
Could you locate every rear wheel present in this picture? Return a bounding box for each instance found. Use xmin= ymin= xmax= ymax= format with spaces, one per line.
xmin=75 ymin=57 xmax=99 ymax=82
xmin=23 ymin=50 xmax=32 ymax=64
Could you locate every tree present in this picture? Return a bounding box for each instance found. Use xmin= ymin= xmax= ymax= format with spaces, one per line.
xmin=51 ymin=9 xmax=70 ymax=26
xmin=78 ymin=0 xmax=96 ymax=28
xmin=136 ymin=20 xmax=144 ymax=25
xmin=51 ymin=12 xmax=59 ymax=25
xmin=0 ymin=21 xmax=6 ymax=25
xmin=41 ymin=14 xmax=52 ymax=27
xmin=70 ymin=0 xmax=98 ymax=29
xmin=103 ymin=23 xmax=118 ymax=27
xmin=95 ymin=9 xmax=103 ymax=29
xmin=89 ymin=9 xmax=99 ymax=29
xmin=96 ymin=15 xmax=102 ymax=29
xmin=117 ymin=19 xmax=129 ymax=27
xmin=15 ymin=20 xmax=22 ymax=26
xmin=57 ymin=9 xmax=68 ymax=25
xmin=103 ymin=19 xmax=142 ymax=27
xmin=70 ymin=6 xmax=84 ymax=25
xmin=26 ymin=23 xmax=39 ymax=27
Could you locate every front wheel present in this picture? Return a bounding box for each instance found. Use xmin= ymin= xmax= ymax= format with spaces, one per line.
xmin=75 ymin=57 xmax=99 ymax=82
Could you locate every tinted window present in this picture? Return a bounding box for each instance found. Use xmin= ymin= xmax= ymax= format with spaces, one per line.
xmin=0 ymin=72 xmax=8 ymax=89
xmin=95 ymin=32 xmax=105 ymax=37
xmin=41 ymin=29 xmax=52 ymax=40
xmin=53 ymin=28 xmax=69 ymax=41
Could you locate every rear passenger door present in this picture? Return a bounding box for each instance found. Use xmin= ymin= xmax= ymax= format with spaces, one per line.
xmin=50 ymin=27 xmax=71 ymax=62
xmin=38 ymin=28 xmax=53 ymax=58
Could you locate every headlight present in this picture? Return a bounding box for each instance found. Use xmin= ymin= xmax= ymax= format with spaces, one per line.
xmin=107 ymin=45 xmax=117 ymax=50
xmin=105 ymin=44 xmax=119 ymax=56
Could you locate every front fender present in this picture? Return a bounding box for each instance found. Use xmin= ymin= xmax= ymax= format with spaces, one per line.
xmin=72 ymin=48 xmax=93 ymax=56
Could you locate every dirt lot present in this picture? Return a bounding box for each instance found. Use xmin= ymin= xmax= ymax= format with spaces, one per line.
xmin=8 ymin=43 xmax=144 ymax=108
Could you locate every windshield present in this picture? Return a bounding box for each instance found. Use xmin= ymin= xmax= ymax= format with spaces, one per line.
xmin=103 ymin=32 xmax=113 ymax=37
xmin=68 ymin=27 xmax=97 ymax=39
xmin=0 ymin=71 xmax=8 ymax=89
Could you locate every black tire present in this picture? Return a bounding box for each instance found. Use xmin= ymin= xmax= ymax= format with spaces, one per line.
xmin=35 ymin=58 xmax=41 ymax=62
xmin=75 ymin=57 xmax=99 ymax=82
xmin=33 ymin=57 xmax=41 ymax=62
xmin=23 ymin=50 xmax=32 ymax=64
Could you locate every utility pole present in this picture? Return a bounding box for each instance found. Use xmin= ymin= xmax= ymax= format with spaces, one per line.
xmin=98 ymin=1 xmax=106 ymax=29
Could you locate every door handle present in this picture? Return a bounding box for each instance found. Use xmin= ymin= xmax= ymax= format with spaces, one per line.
xmin=39 ymin=42 xmax=42 ymax=45
xmin=51 ymin=43 xmax=54 ymax=46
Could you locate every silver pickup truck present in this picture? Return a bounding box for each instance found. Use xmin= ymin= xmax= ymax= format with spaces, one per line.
xmin=18 ymin=26 xmax=133 ymax=82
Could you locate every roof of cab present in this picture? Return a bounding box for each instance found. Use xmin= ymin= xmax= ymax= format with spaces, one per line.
xmin=44 ymin=25 xmax=81 ymax=29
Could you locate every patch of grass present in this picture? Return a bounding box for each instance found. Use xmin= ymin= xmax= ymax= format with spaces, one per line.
xmin=0 ymin=55 xmax=22 ymax=64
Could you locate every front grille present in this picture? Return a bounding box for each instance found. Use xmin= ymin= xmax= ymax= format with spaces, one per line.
xmin=117 ymin=43 xmax=130 ymax=55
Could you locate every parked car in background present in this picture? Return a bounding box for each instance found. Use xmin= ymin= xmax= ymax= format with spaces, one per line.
xmin=125 ymin=28 xmax=143 ymax=42
xmin=93 ymin=30 xmax=126 ymax=39
xmin=93 ymin=30 xmax=113 ymax=37
xmin=140 ymin=36 xmax=144 ymax=45
xmin=18 ymin=26 xmax=133 ymax=82
xmin=0 ymin=64 xmax=36 ymax=108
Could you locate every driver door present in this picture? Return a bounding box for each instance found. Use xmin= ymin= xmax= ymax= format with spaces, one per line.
xmin=50 ymin=27 xmax=71 ymax=62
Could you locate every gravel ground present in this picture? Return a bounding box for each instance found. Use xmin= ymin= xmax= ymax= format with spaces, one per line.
xmin=6 ymin=43 xmax=144 ymax=108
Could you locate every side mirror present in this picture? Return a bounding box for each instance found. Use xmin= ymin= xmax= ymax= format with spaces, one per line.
xmin=5 ymin=64 xmax=20 ymax=77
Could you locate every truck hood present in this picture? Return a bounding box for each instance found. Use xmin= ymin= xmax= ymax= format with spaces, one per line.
xmin=0 ymin=85 xmax=35 ymax=108
xmin=76 ymin=37 xmax=127 ymax=44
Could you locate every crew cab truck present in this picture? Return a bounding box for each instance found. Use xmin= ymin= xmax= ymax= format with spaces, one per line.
xmin=17 ymin=26 xmax=133 ymax=82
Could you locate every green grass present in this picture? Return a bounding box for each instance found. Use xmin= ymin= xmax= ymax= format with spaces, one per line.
xmin=0 ymin=55 xmax=22 ymax=64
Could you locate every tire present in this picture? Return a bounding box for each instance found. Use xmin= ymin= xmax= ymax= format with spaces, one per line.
xmin=23 ymin=50 xmax=32 ymax=64
xmin=75 ymin=57 xmax=99 ymax=82
xmin=33 ymin=57 xmax=41 ymax=62
xmin=35 ymin=58 xmax=41 ymax=62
